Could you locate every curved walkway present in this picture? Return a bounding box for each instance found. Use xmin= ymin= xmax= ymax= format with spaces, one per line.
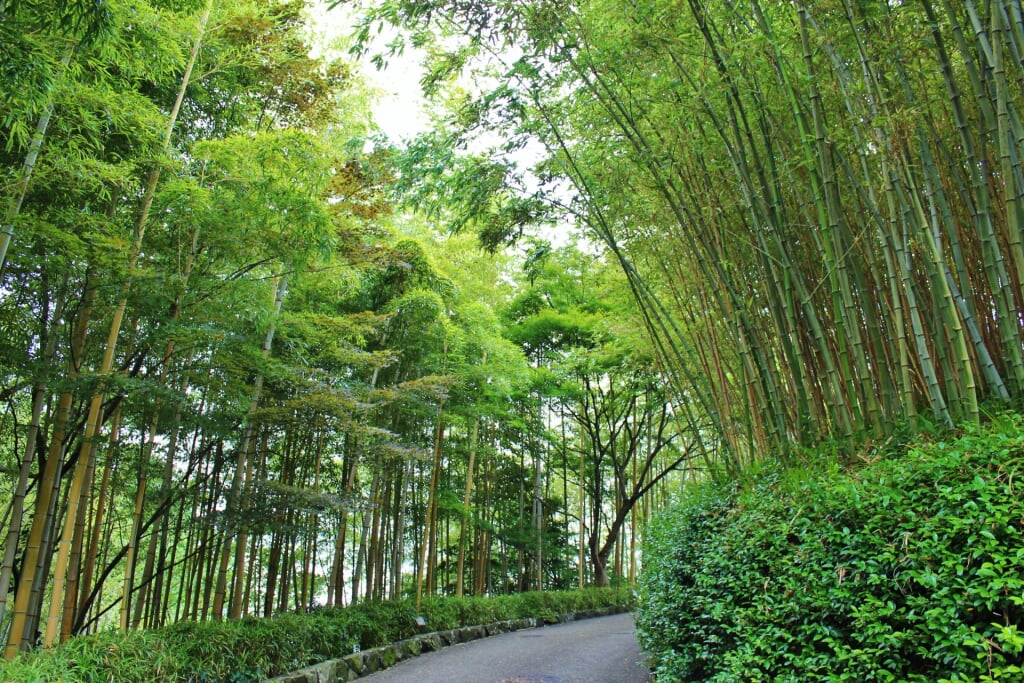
xmin=357 ymin=612 xmax=652 ymax=683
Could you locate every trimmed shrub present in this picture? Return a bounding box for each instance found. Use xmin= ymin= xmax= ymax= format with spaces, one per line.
xmin=638 ymin=415 xmax=1024 ymax=682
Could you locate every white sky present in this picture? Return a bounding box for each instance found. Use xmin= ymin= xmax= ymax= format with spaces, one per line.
xmin=309 ymin=2 xmax=430 ymax=142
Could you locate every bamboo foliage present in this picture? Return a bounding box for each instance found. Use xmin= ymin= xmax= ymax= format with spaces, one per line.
xmin=364 ymin=0 xmax=1024 ymax=466
xmin=39 ymin=3 xmax=213 ymax=647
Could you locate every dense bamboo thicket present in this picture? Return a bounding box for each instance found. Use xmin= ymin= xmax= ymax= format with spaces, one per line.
xmin=366 ymin=0 xmax=1024 ymax=471
xmin=6 ymin=0 xmax=1022 ymax=659
xmin=0 ymin=0 xmax=688 ymax=655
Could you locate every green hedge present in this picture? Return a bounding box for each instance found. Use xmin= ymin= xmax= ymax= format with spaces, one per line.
xmin=638 ymin=415 xmax=1024 ymax=682
xmin=0 ymin=587 xmax=632 ymax=682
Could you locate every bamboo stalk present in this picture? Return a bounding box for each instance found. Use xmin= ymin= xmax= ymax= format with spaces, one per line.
xmin=416 ymin=400 xmax=444 ymax=608
xmin=42 ymin=1 xmax=211 ymax=646
xmin=5 ymin=271 xmax=96 ymax=658
xmin=456 ymin=401 xmax=482 ymax=597
xmin=0 ymin=285 xmax=66 ymax=627
xmin=211 ymin=274 xmax=287 ymax=620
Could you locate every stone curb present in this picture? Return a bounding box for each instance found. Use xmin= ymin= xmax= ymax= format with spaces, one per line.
xmin=265 ymin=606 xmax=629 ymax=682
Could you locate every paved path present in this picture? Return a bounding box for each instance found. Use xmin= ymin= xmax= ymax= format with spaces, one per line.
xmin=359 ymin=612 xmax=652 ymax=683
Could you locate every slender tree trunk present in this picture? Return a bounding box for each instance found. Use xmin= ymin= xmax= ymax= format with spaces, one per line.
xmin=455 ymin=416 xmax=480 ymax=597
xmin=299 ymin=431 xmax=323 ymax=611
xmin=629 ymin=453 xmax=638 ymax=587
xmin=329 ymin=444 xmax=358 ymax=606
xmin=478 ymin=440 xmax=495 ymax=595
xmin=416 ymin=400 xmax=444 ymax=609
xmin=228 ymin=430 xmax=258 ymax=620
xmin=0 ymin=286 xmax=66 ymax=627
xmin=351 ymin=450 xmax=381 ymax=607
xmin=5 ymin=270 xmax=96 ymax=658
xmin=389 ymin=459 xmax=411 ymax=600
xmin=148 ymin=396 xmax=189 ymax=628
xmin=212 ymin=275 xmax=287 ymax=620
xmin=366 ymin=468 xmax=384 ymax=601
xmin=42 ymin=3 xmax=210 ymax=646
xmin=69 ymin=405 xmax=120 ymax=635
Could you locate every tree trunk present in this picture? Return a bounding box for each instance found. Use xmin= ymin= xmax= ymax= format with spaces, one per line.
xmin=389 ymin=459 xmax=411 ymax=600
xmin=0 ymin=285 xmax=66 ymax=627
xmin=4 ymin=270 xmax=96 ymax=658
xmin=329 ymin=443 xmax=359 ymax=606
xmin=70 ymin=405 xmax=120 ymax=634
xmin=41 ymin=3 xmax=211 ymax=646
xmin=455 ymin=416 xmax=480 ymax=597
xmin=352 ymin=450 xmax=381 ymax=606
xmin=416 ymin=401 xmax=444 ymax=609
xmin=212 ymin=275 xmax=287 ymax=620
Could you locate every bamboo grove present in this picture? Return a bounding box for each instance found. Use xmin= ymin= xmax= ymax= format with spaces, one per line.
xmin=0 ymin=0 xmax=689 ymax=655
xmin=365 ymin=0 xmax=1024 ymax=471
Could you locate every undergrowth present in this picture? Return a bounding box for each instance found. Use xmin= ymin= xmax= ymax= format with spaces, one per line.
xmin=638 ymin=413 xmax=1024 ymax=682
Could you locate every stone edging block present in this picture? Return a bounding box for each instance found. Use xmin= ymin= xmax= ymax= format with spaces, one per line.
xmin=266 ymin=607 xmax=627 ymax=682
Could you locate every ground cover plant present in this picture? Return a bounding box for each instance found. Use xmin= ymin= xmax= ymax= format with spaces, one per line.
xmin=0 ymin=587 xmax=631 ymax=682
xmin=638 ymin=415 xmax=1024 ymax=682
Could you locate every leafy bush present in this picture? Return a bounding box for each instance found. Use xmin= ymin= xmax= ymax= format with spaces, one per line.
xmin=0 ymin=587 xmax=633 ymax=682
xmin=638 ymin=415 xmax=1024 ymax=682
xmin=163 ymin=613 xmax=355 ymax=681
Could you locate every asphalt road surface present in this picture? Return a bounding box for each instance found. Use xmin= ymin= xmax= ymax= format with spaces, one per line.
xmin=359 ymin=612 xmax=652 ymax=683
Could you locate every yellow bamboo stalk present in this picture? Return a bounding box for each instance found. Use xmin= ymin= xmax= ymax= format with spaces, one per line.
xmin=42 ymin=2 xmax=211 ymax=646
